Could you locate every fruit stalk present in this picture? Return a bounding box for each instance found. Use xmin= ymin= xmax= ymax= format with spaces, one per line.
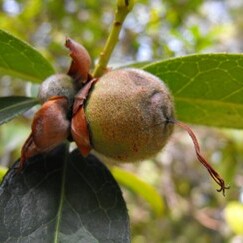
xmin=92 ymin=0 xmax=134 ymax=77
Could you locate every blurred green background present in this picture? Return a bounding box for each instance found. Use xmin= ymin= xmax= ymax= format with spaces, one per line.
xmin=1 ymin=0 xmax=243 ymax=242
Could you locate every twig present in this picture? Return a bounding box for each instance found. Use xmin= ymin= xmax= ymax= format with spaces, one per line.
xmin=92 ymin=0 xmax=134 ymax=78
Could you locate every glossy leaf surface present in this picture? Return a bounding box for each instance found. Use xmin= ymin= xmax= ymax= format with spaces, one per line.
xmin=144 ymin=54 xmax=243 ymax=129
xmin=0 ymin=96 xmax=39 ymax=125
xmin=0 ymin=144 xmax=130 ymax=243
xmin=0 ymin=29 xmax=55 ymax=82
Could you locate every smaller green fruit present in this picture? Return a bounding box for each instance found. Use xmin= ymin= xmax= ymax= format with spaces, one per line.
xmin=38 ymin=74 xmax=75 ymax=104
xmin=85 ymin=68 xmax=175 ymax=162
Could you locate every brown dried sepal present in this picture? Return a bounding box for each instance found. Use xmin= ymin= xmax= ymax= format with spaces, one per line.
xmin=20 ymin=96 xmax=70 ymax=169
xmin=65 ymin=38 xmax=92 ymax=86
xmin=71 ymin=78 xmax=97 ymax=156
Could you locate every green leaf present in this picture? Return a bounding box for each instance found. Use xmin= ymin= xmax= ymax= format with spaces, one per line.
xmin=143 ymin=54 xmax=243 ymax=129
xmin=0 ymin=29 xmax=55 ymax=82
xmin=121 ymin=61 xmax=151 ymax=69
xmin=0 ymin=144 xmax=130 ymax=242
xmin=0 ymin=96 xmax=39 ymax=125
xmin=111 ymin=166 xmax=164 ymax=216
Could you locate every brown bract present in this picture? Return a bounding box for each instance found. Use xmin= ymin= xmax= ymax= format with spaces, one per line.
xmin=20 ymin=38 xmax=93 ymax=168
xmin=71 ymin=78 xmax=97 ymax=156
xmin=66 ymin=38 xmax=92 ymax=85
xmin=20 ymin=96 xmax=70 ymax=168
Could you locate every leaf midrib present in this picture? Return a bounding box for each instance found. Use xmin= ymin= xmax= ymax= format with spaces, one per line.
xmin=54 ymin=143 xmax=69 ymax=243
xmin=0 ymin=98 xmax=39 ymax=112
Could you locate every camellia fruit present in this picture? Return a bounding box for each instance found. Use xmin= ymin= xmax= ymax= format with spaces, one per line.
xmin=21 ymin=38 xmax=229 ymax=196
xmin=84 ymin=68 xmax=174 ymax=162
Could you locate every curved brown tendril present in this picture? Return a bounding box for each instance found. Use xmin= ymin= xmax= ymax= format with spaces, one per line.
xmin=170 ymin=120 xmax=230 ymax=196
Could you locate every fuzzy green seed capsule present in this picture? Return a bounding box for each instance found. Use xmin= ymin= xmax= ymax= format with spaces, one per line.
xmin=85 ymin=68 xmax=175 ymax=162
